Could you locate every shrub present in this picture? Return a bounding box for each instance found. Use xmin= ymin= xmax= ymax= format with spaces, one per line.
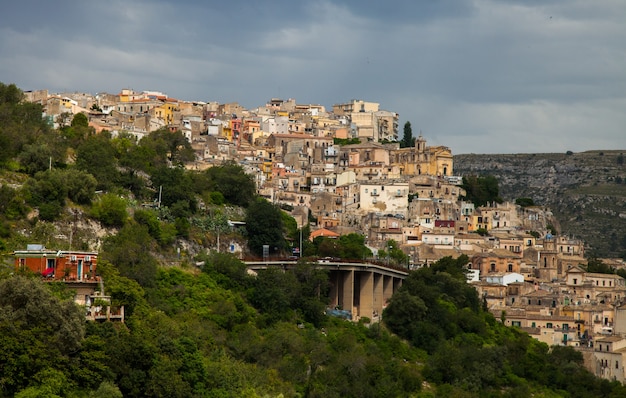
xmin=90 ymin=193 xmax=128 ymax=227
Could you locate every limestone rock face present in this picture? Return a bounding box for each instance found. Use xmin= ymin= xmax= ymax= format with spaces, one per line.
xmin=454 ymin=150 xmax=626 ymax=258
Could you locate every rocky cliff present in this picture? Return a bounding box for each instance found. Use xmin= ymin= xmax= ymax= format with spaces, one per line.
xmin=453 ymin=150 xmax=626 ymax=258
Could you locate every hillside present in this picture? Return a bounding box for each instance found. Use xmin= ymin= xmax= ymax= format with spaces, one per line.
xmin=454 ymin=150 xmax=626 ymax=258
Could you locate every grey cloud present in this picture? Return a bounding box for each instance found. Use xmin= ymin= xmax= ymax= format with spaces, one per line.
xmin=0 ymin=0 xmax=624 ymax=154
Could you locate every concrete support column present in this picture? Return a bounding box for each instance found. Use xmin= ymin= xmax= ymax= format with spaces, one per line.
xmin=393 ymin=277 xmax=403 ymax=292
xmin=341 ymin=269 xmax=354 ymax=318
xmin=383 ymin=275 xmax=394 ymax=309
xmin=359 ymin=271 xmax=374 ymax=320
xmin=328 ymin=269 xmax=340 ymax=308
xmin=373 ymin=273 xmax=383 ymax=321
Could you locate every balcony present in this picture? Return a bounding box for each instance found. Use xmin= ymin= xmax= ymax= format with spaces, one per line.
xmin=86 ymin=305 xmax=125 ymax=322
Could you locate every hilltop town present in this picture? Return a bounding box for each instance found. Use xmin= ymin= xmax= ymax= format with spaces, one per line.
xmin=22 ymin=87 xmax=626 ymax=382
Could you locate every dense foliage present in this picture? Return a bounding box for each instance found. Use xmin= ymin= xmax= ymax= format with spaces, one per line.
xmin=460 ymin=175 xmax=503 ymax=206
xmin=245 ymin=198 xmax=287 ymax=257
xmin=384 ymin=255 xmax=626 ymax=396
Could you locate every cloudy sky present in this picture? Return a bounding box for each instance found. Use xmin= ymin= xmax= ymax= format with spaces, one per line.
xmin=1 ymin=0 xmax=625 ymax=154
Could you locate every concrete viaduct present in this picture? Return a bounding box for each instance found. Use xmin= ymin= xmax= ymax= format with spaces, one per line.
xmin=245 ymin=260 xmax=408 ymax=322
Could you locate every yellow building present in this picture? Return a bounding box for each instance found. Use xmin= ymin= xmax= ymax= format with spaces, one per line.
xmin=151 ymin=101 xmax=177 ymax=125
xmin=391 ymin=135 xmax=453 ymax=177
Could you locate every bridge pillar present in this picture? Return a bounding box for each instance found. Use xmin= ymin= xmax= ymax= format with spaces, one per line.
xmin=383 ymin=275 xmax=394 ymax=309
xmin=373 ymin=273 xmax=383 ymax=321
xmin=358 ymin=271 xmax=374 ymax=321
xmin=394 ymin=277 xmax=403 ymax=292
xmin=341 ymin=269 xmax=354 ymax=317
xmin=328 ymin=269 xmax=340 ymax=308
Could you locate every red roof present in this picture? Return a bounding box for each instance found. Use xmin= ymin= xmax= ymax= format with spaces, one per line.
xmin=310 ymin=228 xmax=340 ymax=240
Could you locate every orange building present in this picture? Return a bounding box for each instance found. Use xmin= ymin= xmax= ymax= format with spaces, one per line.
xmin=13 ymin=244 xmax=98 ymax=282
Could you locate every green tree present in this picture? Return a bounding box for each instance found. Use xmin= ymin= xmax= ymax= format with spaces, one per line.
xmin=90 ymin=193 xmax=128 ymax=227
xmin=292 ymin=263 xmax=330 ymax=326
xmin=0 ymin=83 xmax=49 ymax=167
xmin=249 ymin=267 xmax=298 ymax=324
xmin=18 ymin=142 xmax=56 ymax=176
xmin=14 ymin=368 xmax=68 ymax=398
xmin=378 ymin=240 xmax=408 ymax=266
xmin=134 ymin=208 xmax=161 ymax=240
xmin=95 ymin=261 xmax=147 ymax=318
xmin=71 ymin=112 xmax=89 ymax=128
xmin=384 ymin=255 xmax=481 ymax=352
xmin=137 ymin=129 xmax=195 ymax=170
xmin=200 ymin=251 xmax=250 ymax=290
xmin=65 ymin=169 xmax=98 ymax=204
xmin=460 ymin=175 xmax=503 ymax=206
xmin=401 ymin=121 xmax=414 ymax=148
xmin=0 ymin=82 xmax=23 ymax=104
xmin=515 ymin=197 xmax=535 ymax=207
xmin=316 ymin=237 xmax=339 ymax=258
xmin=101 ymin=223 xmax=159 ymax=287
xmin=0 ymin=184 xmax=27 ymax=220
xmin=150 ymin=165 xmax=197 ymax=217
xmin=75 ymin=133 xmax=120 ymax=191
xmin=26 ymin=168 xmax=70 ymax=221
xmin=0 ymin=276 xmax=85 ymax=395
xmin=333 ymin=137 xmax=360 ymax=145
xmin=245 ymin=198 xmax=286 ymax=257
xmin=197 ymin=162 xmax=256 ymax=207
xmin=337 ymin=233 xmax=372 ymax=260
xmin=586 ymin=257 xmax=614 ymax=274
xmin=89 ymin=381 xmax=123 ymax=398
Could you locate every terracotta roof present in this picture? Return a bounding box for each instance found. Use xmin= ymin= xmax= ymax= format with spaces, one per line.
xmin=310 ymin=228 xmax=340 ymax=239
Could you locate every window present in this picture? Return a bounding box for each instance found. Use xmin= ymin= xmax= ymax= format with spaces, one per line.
xmin=508 ymin=264 xmax=513 ymax=272
xmin=573 ymin=278 xmax=577 ymax=285
xmin=546 ymin=323 xmax=553 ymax=328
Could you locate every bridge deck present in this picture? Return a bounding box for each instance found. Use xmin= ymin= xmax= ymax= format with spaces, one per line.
xmin=244 ymin=260 xmax=408 ymax=322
